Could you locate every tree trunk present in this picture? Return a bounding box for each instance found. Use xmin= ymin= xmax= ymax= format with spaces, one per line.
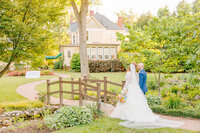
xmin=70 ymin=0 xmax=89 ymax=77
xmin=158 ymin=71 xmax=161 ymax=94
xmin=78 ymin=21 xmax=89 ymax=77
xmin=0 ymin=61 xmax=12 ymax=78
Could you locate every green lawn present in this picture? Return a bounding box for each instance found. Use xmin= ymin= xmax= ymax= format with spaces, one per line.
xmin=55 ymin=117 xmax=196 ymax=133
xmin=0 ymin=75 xmax=58 ymax=103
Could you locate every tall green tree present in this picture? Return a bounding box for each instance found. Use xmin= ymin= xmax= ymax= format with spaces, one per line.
xmin=0 ymin=0 xmax=67 ymax=77
xmin=117 ymin=0 xmax=200 ymax=93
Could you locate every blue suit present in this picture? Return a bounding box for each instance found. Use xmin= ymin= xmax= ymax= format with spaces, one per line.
xmin=139 ymin=69 xmax=148 ymax=94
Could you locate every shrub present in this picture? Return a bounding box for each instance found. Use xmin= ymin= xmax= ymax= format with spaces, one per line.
xmin=170 ymin=86 xmax=179 ymax=94
xmin=161 ymin=88 xmax=171 ymax=98
xmin=188 ymin=89 xmax=200 ymax=101
xmin=36 ymin=92 xmax=47 ymax=103
xmin=162 ymin=95 xmax=182 ymax=109
xmin=146 ymin=95 xmax=161 ymax=107
xmin=70 ymin=54 xmax=81 ymax=72
xmin=41 ymin=70 xmax=54 ymax=75
xmin=147 ymin=80 xmax=158 ymax=90
xmin=44 ymin=106 xmax=92 ymax=130
xmin=8 ymin=71 xmax=25 ymax=76
xmin=86 ymin=103 xmax=104 ymax=119
xmin=188 ymin=74 xmax=200 ymax=86
xmin=0 ymin=100 xmax=44 ymax=111
xmin=88 ymin=59 xmax=125 ymax=72
xmin=70 ymin=53 xmax=125 ymax=72
xmin=0 ymin=107 xmax=3 ymax=114
xmin=151 ymin=105 xmax=200 ymax=119
xmin=54 ymin=57 xmax=63 ymax=69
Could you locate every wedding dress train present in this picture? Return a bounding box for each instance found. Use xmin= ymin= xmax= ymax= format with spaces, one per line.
xmin=110 ymin=64 xmax=184 ymax=129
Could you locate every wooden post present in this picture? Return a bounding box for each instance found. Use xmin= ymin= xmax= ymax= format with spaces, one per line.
xmin=59 ymin=77 xmax=63 ymax=106
xmin=104 ymin=77 xmax=107 ymax=103
xmin=71 ymin=78 xmax=74 ymax=100
xmin=79 ymin=78 xmax=83 ymax=106
xmin=84 ymin=76 xmax=87 ymax=100
xmin=47 ymin=80 xmax=50 ymax=105
xmin=122 ymin=80 xmax=126 ymax=90
xmin=97 ymin=82 xmax=101 ymax=110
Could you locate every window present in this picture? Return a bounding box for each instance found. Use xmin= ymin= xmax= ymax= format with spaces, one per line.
xmin=91 ymin=47 xmax=96 ymax=60
xmin=110 ymin=48 xmax=116 ymax=59
xmin=98 ymin=47 xmax=103 ymax=60
xmin=67 ymin=50 xmax=71 ymax=58
xmin=87 ymin=48 xmax=90 ymax=59
xmin=104 ymin=47 xmax=109 ymax=60
xmin=86 ymin=31 xmax=89 ymax=41
xmin=72 ymin=34 xmax=76 ymax=44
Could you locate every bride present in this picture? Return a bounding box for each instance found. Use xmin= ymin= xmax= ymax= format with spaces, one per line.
xmin=111 ymin=63 xmax=184 ymax=129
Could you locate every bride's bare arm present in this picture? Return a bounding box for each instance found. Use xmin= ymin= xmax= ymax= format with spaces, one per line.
xmin=122 ymin=72 xmax=131 ymax=94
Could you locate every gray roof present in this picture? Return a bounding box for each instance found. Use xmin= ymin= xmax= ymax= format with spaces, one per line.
xmin=94 ymin=12 xmax=122 ymax=30
xmin=70 ymin=22 xmax=78 ymax=32
xmin=69 ymin=12 xmax=123 ymax=32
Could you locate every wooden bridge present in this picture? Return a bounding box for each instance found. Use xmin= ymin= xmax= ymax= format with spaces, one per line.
xmin=46 ymin=76 xmax=125 ymax=110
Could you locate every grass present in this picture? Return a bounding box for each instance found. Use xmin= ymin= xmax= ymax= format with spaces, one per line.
xmin=0 ymin=75 xmax=58 ymax=103
xmin=54 ymin=117 xmax=197 ymax=133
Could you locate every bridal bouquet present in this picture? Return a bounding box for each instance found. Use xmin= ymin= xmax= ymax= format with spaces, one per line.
xmin=116 ymin=93 xmax=127 ymax=104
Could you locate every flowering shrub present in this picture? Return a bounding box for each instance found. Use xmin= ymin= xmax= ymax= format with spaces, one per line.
xmin=8 ymin=70 xmax=54 ymax=76
xmin=8 ymin=71 xmax=26 ymax=76
xmin=162 ymin=95 xmax=182 ymax=109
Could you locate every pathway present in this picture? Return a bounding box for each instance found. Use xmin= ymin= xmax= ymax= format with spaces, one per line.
xmin=16 ymin=73 xmax=200 ymax=131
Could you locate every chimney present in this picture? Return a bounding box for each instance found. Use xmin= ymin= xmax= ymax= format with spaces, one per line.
xmin=90 ymin=10 xmax=94 ymax=17
xmin=117 ymin=16 xmax=123 ymax=29
xmin=70 ymin=15 xmax=73 ymax=22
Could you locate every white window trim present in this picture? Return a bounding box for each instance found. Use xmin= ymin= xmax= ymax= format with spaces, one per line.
xmin=77 ymin=33 xmax=79 ymax=44
xmin=67 ymin=50 xmax=72 ymax=58
xmin=72 ymin=34 xmax=76 ymax=44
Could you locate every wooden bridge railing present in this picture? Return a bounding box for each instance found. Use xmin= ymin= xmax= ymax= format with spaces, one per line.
xmin=46 ymin=76 xmax=125 ymax=110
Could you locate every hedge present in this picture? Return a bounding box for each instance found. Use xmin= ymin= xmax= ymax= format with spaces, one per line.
xmin=151 ymin=105 xmax=200 ymax=119
xmin=70 ymin=54 xmax=125 ymax=72
xmin=88 ymin=59 xmax=125 ymax=73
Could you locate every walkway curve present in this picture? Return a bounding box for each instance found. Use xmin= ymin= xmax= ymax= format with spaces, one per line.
xmin=16 ymin=73 xmax=200 ymax=131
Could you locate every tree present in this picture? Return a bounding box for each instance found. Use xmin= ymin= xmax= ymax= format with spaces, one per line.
xmin=0 ymin=0 xmax=67 ymax=77
xmin=157 ymin=6 xmax=170 ymax=18
xmin=177 ymin=0 xmax=192 ymax=17
xmin=117 ymin=0 xmax=200 ymax=93
xmin=192 ymin=0 xmax=200 ymax=14
xmin=70 ymin=0 xmax=89 ymax=77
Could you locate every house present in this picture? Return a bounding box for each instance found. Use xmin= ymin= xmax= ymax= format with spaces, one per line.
xmin=60 ymin=11 xmax=128 ymax=67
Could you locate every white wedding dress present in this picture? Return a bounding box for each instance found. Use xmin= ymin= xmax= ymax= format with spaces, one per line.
xmin=110 ymin=64 xmax=184 ymax=129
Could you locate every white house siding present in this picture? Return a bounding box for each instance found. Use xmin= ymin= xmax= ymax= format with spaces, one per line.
xmin=62 ymin=45 xmax=117 ymax=66
xmin=63 ymin=47 xmax=79 ymax=66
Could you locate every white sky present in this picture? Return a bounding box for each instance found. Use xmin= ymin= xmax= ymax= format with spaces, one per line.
xmin=92 ymin=0 xmax=195 ymax=22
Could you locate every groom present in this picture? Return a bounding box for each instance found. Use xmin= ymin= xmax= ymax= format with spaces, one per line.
xmin=137 ymin=63 xmax=148 ymax=94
